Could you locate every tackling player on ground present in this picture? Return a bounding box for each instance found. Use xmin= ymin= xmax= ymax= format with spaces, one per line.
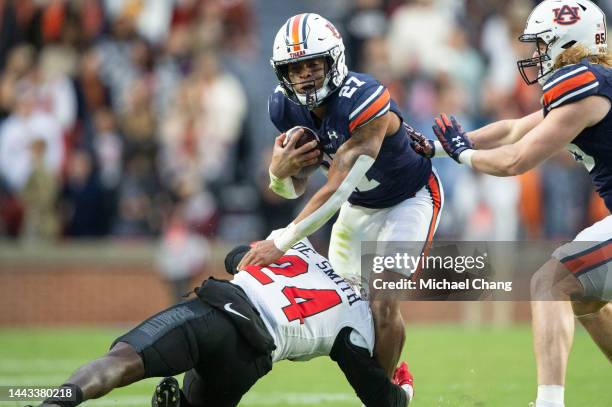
xmin=238 ymin=13 xmax=443 ymax=377
xmin=37 ymin=233 xmax=413 ymax=407
xmin=411 ymin=1 xmax=611 ymax=406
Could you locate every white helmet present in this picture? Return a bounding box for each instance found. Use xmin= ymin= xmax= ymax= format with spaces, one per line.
xmin=517 ymin=0 xmax=607 ymax=85
xmin=271 ymin=13 xmax=348 ymax=109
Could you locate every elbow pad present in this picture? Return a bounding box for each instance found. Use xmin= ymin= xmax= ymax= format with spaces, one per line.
xmin=273 ymin=154 xmax=375 ymax=252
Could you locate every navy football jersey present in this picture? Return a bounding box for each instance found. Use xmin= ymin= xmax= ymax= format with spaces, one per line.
xmin=268 ymin=71 xmax=431 ymax=209
xmin=542 ymin=60 xmax=612 ymax=210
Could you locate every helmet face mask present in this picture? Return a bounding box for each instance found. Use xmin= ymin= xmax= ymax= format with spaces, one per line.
xmin=271 ymin=14 xmax=348 ymax=110
xmin=516 ymin=0 xmax=608 ymax=86
xmin=517 ymin=31 xmax=555 ymax=85
xmin=274 ymin=54 xmax=333 ymax=109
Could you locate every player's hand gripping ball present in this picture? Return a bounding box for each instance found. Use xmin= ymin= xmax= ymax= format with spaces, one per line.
xmin=285 ymin=126 xmax=323 ymax=178
xmin=269 ymin=126 xmax=323 ymax=179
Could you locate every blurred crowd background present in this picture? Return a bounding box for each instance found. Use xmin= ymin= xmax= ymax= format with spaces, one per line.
xmin=0 ymin=0 xmax=611 ymax=268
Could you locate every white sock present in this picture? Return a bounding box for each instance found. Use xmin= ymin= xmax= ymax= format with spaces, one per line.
xmin=536 ymin=385 xmax=564 ymax=407
xmin=401 ymin=383 xmax=414 ymax=401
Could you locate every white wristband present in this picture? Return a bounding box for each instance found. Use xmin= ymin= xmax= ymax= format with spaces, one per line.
xmin=273 ymin=223 xmax=298 ymax=252
xmin=269 ymin=169 xmax=299 ymax=199
xmin=458 ymin=149 xmax=475 ymax=167
xmin=433 ymin=140 xmax=449 ymax=157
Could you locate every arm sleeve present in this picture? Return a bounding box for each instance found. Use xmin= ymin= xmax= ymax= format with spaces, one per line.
xmin=330 ymin=328 xmax=408 ymax=407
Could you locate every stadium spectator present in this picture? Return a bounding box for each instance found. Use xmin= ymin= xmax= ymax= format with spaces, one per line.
xmin=112 ymin=152 xmax=159 ymax=237
xmin=62 ymin=149 xmax=105 ymax=237
xmin=0 ymin=84 xmax=64 ymax=193
xmin=0 ymin=44 xmax=36 ymax=119
xmin=95 ymin=13 xmax=141 ymax=112
xmin=0 ymin=0 xmax=598 ymax=243
xmin=387 ymin=0 xmax=453 ymax=77
xmin=21 ymin=138 xmax=60 ymax=242
xmin=342 ymin=0 xmax=388 ymax=70
xmin=156 ymin=202 xmax=210 ymax=303
xmin=37 ymin=46 xmax=78 ymax=133
xmin=90 ymin=107 xmax=123 ymax=233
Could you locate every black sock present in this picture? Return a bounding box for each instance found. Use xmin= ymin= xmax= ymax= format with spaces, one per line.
xmin=43 ymin=384 xmax=84 ymax=407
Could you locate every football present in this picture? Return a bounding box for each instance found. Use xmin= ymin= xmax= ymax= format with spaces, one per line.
xmin=283 ymin=126 xmax=321 ymax=149
xmin=283 ymin=126 xmax=324 ymax=178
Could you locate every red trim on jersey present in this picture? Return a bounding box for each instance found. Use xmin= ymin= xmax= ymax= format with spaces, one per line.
xmin=348 ymin=89 xmax=390 ymax=132
xmin=562 ymin=241 xmax=612 ymax=275
xmin=411 ymin=173 xmax=442 ymax=282
xmin=425 ymin=173 xmax=442 ymax=242
xmin=543 ymin=71 xmax=597 ymax=106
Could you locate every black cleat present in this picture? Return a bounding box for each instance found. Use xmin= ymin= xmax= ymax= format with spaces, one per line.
xmin=152 ymin=376 xmax=180 ymax=407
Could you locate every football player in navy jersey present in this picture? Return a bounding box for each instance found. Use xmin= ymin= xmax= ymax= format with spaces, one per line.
xmin=238 ymin=13 xmax=443 ymax=376
xmin=413 ymin=1 xmax=611 ymax=405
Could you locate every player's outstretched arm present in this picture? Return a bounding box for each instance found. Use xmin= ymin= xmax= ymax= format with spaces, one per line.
xmin=434 ymin=96 xmax=610 ymax=176
xmin=467 ymin=110 xmax=543 ymax=150
xmin=238 ymin=115 xmax=387 ymax=269
xmin=409 ymin=112 xmax=543 ymax=158
xmin=38 ymin=342 xmax=145 ymax=406
xmin=275 ymin=114 xmax=387 ymax=244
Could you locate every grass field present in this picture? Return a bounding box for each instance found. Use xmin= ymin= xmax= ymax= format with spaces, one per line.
xmin=1 ymin=325 xmax=610 ymax=406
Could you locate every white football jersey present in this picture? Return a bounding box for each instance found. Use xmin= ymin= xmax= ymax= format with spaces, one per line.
xmin=232 ymin=236 xmax=374 ymax=362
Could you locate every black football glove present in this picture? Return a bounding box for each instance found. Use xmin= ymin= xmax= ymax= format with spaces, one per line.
xmin=405 ymin=123 xmax=435 ymax=158
xmin=432 ymin=114 xmax=472 ymax=163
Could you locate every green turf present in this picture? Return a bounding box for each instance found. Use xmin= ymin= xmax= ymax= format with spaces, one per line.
xmin=0 ymin=325 xmax=610 ymax=406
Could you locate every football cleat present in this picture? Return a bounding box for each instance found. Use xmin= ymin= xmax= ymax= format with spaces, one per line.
xmin=152 ymin=376 xmax=180 ymax=407
xmin=393 ymin=361 xmax=414 ymax=402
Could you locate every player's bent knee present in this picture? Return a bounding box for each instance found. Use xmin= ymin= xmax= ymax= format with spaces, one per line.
xmin=530 ymin=259 xmax=582 ymax=300
xmin=371 ymin=299 xmax=402 ymax=328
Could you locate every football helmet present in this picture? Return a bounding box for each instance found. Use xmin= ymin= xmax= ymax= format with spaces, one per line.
xmin=517 ymin=0 xmax=607 ymax=85
xmin=271 ymin=13 xmax=348 ymax=109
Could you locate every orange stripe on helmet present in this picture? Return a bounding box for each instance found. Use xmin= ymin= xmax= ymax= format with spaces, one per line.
xmin=291 ymin=14 xmax=303 ymax=51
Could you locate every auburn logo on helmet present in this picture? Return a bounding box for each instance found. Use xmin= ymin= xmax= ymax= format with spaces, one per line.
xmin=553 ymin=5 xmax=581 ymax=25
xmin=325 ymin=22 xmax=341 ymax=39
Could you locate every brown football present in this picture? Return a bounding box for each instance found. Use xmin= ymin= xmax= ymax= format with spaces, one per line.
xmin=283 ymin=126 xmax=321 ymax=149
xmin=283 ymin=126 xmax=324 ymax=178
